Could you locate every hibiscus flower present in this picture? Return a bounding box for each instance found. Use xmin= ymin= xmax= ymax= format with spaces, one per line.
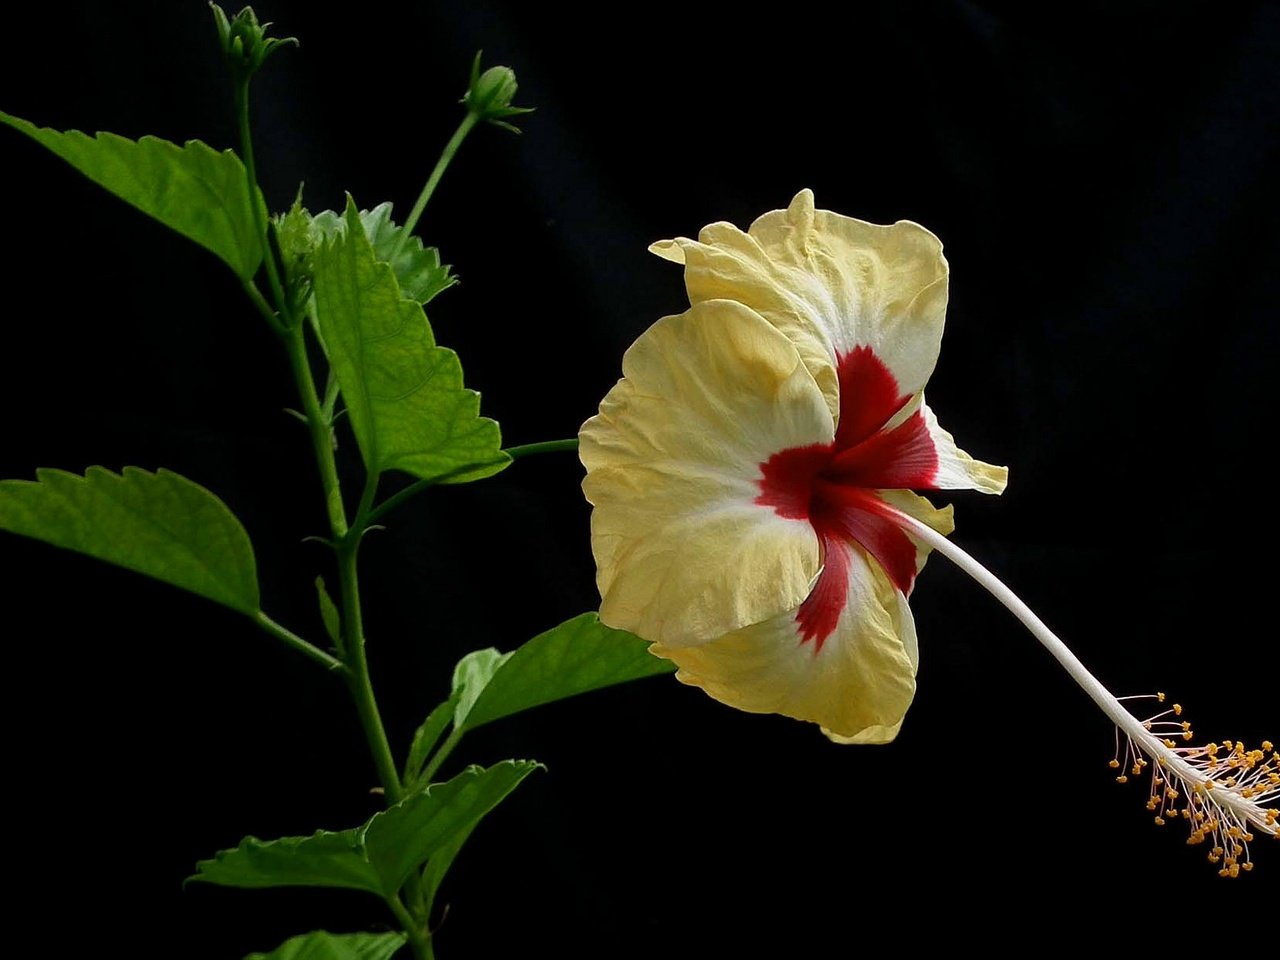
xmin=579 ymin=189 xmax=1007 ymax=743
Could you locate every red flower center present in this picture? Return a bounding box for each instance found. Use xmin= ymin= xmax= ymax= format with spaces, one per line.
xmin=756 ymin=347 xmax=939 ymax=648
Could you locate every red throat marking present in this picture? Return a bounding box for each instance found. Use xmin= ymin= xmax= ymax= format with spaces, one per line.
xmin=756 ymin=347 xmax=939 ymax=649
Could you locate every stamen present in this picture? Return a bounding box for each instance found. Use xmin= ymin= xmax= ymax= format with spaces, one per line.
xmin=887 ymin=508 xmax=1278 ymax=874
xmin=1112 ymin=702 xmax=1277 ymax=873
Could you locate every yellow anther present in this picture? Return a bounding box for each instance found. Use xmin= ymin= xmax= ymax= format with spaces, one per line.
xmin=1183 ymin=731 xmax=1195 ymax=741
xmin=1116 ymin=775 xmax=1129 ymax=784
xmin=1242 ymin=861 xmax=1254 ymax=872
xmin=1154 ymin=816 xmax=1166 ymax=826
xmin=1164 ymin=739 xmax=1177 ymax=748
xmin=1263 ymin=740 xmax=1274 ymax=752
xmin=1173 ymin=703 xmax=1183 ymax=715
xmin=1157 ymin=692 xmax=1166 ymax=702
xmin=1132 ymin=764 xmax=1144 ymax=776
xmin=1109 ymin=759 xmax=1120 ymax=769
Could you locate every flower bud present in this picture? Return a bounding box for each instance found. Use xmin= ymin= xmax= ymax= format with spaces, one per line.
xmin=274 ymin=193 xmax=317 ymax=286
xmin=210 ymin=4 xmax=297 ymax=84
xmin=463 ymin=52 xmax=533 ymax=131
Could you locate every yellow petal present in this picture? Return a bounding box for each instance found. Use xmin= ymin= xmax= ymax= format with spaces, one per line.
xmin=652 ymin=189 xmax=948 ymax=424
xmin=919 ymin=399 xmax=1009 ymax=494
xmin=652 ymin=543 xmax=918 ymax=742
xmin=580 ymin=299 xmax=835 ymax=647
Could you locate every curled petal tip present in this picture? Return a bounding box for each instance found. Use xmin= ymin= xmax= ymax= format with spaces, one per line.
xmin=648 ymin=238 xmax=685 ymax=264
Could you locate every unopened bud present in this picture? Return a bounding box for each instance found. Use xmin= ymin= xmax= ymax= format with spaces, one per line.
xmin=463 ymin=52 xmax=533 ymax=131
xmin=211 ymin=4 xmax=297 ymax=84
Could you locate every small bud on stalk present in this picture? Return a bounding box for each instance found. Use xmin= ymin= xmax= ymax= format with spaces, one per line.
xmin=210 ymin=4 xmax=297 ymax=84
xmin=463 ymin=52 xmax=534 ymax=132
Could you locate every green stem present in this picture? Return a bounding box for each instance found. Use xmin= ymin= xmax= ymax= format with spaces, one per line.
xmin=391 ymin=111 xmax=481 ymax=261
xmin=362 ymin=438 xmax=579 ymax=528
xmin=254 ymin=612 xmax=346 ymax=673
xmin=386 ymin=892 xmax=433 ymax=960
xmin=355 ymin=470 xmax=380 ymax=530
xmin=320 ymin=370 xmax=341 ymax=425
xmin=305 ymin=301 xmax=342 ymax=428
xmin=242 ymin=279 xmax=286 ymax=336
xmin=236 ymin=66 xmax=426 ymax=954
xmin=281 ymin=319 xmax=399 ymax=801
xmin=337 ymin=535 xmax=403 ymax=802
xmin=505 ymin=438 xmax=579 ymax=460
xmin=235 ymin=78 xmax=291 ymax=325
xmin=280 ymin=314 xmax=404 ymax=821
xmin=362 ymin=462 xmax=500 ymax=528
xmin=288 ymin=295 xmax=427 ymax=933
xmin=419 ymin=727 xmax=464 ymax=785
xmin=283 ymin=325 xmax=349 ymax=537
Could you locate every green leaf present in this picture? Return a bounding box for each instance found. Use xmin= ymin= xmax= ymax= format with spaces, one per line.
xmin=245 ymin=931 xmax=406 ymax=960
xmin=361 ymin=203 xmax=458 ymax=305
xmin=420 ymin=822 xmax=474 ymax=918
xmin=0 ymin=110 xmax=263 ymax=279
xmin=191 ymin=828 xmax=378 ymax=892
xmin=191 ymin=761 xmax=538 ymax=898
xmin=450 ymin=647 xmax=513 ymax=730
xmin=315 ymin=575 xmax=341 ymax=646
xmin=363 ymin=760 xmax=537 ymax=895
xmin=0 ymin=467 xmax=259 ymax=615
xmin=312 ymin=198 xmax=508 ymax=484
xmin=309 ymin=202 xmax=456 ymax=305
xmin=460 ymin=614 xmax=673 ymax=733
xmin=403 ymin=691 xmax=458 ymax=786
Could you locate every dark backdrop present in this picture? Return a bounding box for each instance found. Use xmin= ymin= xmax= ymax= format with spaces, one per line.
xmin=2 ymin=1 xmax=1276 ymax=955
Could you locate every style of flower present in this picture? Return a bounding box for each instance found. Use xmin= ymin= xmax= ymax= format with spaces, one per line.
xmin=580 ymin=189 xmax=1007 ymax=743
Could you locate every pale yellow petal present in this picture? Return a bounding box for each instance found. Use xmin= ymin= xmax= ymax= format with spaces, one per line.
xmin=652 ymin=189 xmax=948 ymax=421
xmin=919 ymin=400 xmax=1009 ymax=494
xmin=652 ymin=544 xmax=917 ymax=742
xmin=825 ymin=719 xmax=904 ymax=745
xmin=580 ymin=299 xmax=835 ymax=647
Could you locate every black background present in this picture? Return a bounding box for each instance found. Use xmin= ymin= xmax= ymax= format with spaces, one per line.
xmin=2 ymin=1 xmax=1276 ymax=955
